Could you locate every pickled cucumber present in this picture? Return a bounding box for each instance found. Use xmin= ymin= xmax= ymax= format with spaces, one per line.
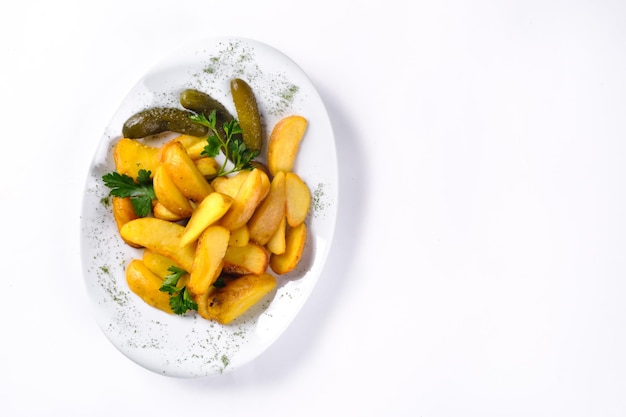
xmin=230 ymin=78 xmax=263 ymax=152
xmin=179 ymin=89 xmax=235 ymax=129
xmin=122 ymin=107 xmax=209 ymax=139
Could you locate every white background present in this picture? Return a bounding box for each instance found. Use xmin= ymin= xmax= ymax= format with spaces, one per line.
xmin=1 ymin=0 xmax=625 ymax=415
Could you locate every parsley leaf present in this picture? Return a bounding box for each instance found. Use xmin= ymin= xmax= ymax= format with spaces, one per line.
xmin=102 ymin=169 xmax=155 ymax=217
xmin=169 ymin=287 xmax=197 ymax=316
xmin=158 ymin=266 xmax=197 ymax=315
xmin=159 ymin=266 xmax=186 ymax=294
xmin=203 ymin=134 xmax=222 ymax=158
xmin=191 ymin=111 xmax=258 ymax=176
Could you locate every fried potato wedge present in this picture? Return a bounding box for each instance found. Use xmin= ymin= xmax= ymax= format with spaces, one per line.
xmin=267 ymin=115 xmax=308 ymax=176
xmin=200 ymin=273 xmax=277 ymax=324
xmin=188 ymin=225 xmax=230 ymax=298
xmin=250 ymin=160 xmax=271 ymax=176
xmin=194 ymin=157 xmax=220 ymax=178
xmin=285 ymin=172 xmax=311 ymax=227
xmin=219 ymin=169 xmax=267 ymax=230
xmin=152 ymin=201 xmax=187 ymax=222
xmin=142 ymin=249 xmax=182 ymax=278
xmin=229 ymin=224 xmax=249 ymax=247
xmin=257 ymin=169 xmax=271 ymax=199
xmin=211 ymin=170 xmax=248 ymax=197
xmin=111 ymin=197 xmax=140 ymax=247
xmin=270 ymin=222 xmax=307 ymax=275
xmin=248 ymin=171 xmax=286 ymax=245
xmin=223 ymin=242 xmax=269 ymax=275
xmin=212 ymin=169 xmax=271 ymax=200
xmin=171 ymin=134 xmax=208 ymax=160
xmin=266 ymin=216 xmax=286 ymax=255
xmin=180 ymin=192 xmax=233 ymax=247
xmin=153 ymin=165 xmax=194 ymax=218
xmin=113 ymin=138 xmax=160 ymax=179
xmin=126 ymin=259 xmax=173 ymax=314
xmin=120 ymin=218 xmax=197 ymax=272
xmin=161 ymin=140 xmax=213 ymax=202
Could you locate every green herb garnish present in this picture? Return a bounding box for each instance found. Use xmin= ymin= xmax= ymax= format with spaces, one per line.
xmin=159 ymin=266 xmax=197 ymax=315
xmin=101 ymin=169 xmax=155 ymax=217
xmin=191 ymin=110 xmax=258 ymax=176
xmin=212 ymin=276 xmax=227 ymax=288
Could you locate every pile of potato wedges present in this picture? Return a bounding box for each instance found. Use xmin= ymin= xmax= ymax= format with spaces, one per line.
xmin=109 ymin=110 xmax=311 ymax=324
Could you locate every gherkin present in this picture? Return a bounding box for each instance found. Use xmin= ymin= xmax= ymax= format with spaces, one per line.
xmin=122 ymin=107 xmax=209 ymax=139
xmin=230 ymin=78 xmax=263 ymax=153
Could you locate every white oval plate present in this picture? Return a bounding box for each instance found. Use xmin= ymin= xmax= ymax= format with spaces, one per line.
xmin=80 ymin=37 xmax=338 ymax=377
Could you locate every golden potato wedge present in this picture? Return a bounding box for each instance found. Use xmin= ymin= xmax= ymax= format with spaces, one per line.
xmin=248 ymin=171 xmax=286 ymax=245
xmin=266 ymin=216 xmax=287 ymax=255
xmin=113 ymin=138 xmax=160 ymax=179
xmin=219 ymin=169 xmax=267 ymax=230
xmin=250 ymin=160 xmax=272 ymax=181
xmin=270 ymin=222 xmax=307 ymax=275
xmin=285 ymin=172 xmax=311 ymax=227
xmin=267 ymin=115 xmax=308 ymax=176
xmin=152 ymin=201 xmax=187 ymax=222
xmin=161 ymin=140 xmax=213 ymax=202
xmin=111 ymin=197 xmax=140 ymax=247
xmin=212 ymin=169 xmax=270 ymax=199
xmin=200 ymin=273 xmax=277 ymax=324
xmin=141 ymin=251 xmax=191 ymax=299
xmin=126 ymin=259 xmax=173 ymax=314
xmin=194 ymin=290 xmax=213 ymax=320
xmin=194 ymin=157 xmax=220 ymax=178
xmin=229 ymin=224 xmax=249 ymax=247
xmin=142 ymin=249 xmax=182 ymax=279
xmin=180 ymin=192 xmax=233 ymax=247
xmin=211 ymin=170 xmax=251 ymax=197
xmin=171 ymin=134 xmax=207 ymax=160
xmin=153 ymin=165 xmax=194 ymax=218
xmin=223 ymin=242 xmax=269 ymax=275
xmin=120 ymin=218 xmax=197 ymax=272
xmin=188 ymin=225 xmax=230 ymax=298
xmin=257 ymin=169 xmax=271 ymax=200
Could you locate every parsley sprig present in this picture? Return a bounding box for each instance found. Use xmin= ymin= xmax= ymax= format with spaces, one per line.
xmin=159 ymin=266 xmax=197 ymax=315
xmin=191 ymin=110 xmax=258 ymax=176
xmin=102 ymin=169 xmax=155 ymax=217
